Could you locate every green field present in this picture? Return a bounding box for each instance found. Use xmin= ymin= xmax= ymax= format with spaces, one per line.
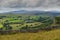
xmin=0 ymin=14 xmax=53 ymax=31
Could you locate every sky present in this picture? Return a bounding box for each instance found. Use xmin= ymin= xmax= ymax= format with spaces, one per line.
xmin=0 ymin=0 xmax=60 ymax=13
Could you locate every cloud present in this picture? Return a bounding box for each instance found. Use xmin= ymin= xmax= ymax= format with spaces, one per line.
xmin=0 ymin=0 xmax=60 ymax=8
xmin=0 ymin=0 xmax=60 ymax=13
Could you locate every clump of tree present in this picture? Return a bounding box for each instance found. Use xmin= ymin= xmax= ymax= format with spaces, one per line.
xmin=3 ymin=23 xmax=12 ymax=30
xmin=55 ymin=17 xmax=60 ymax=24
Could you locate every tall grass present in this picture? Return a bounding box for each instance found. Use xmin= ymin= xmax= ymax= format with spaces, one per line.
xmin=0 ymin=29 xmax=60 ymax=40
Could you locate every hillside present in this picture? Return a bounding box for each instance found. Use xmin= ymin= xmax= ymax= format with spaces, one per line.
xmin=0 ymin=29 xmax=60 ymax=40
xmin=0 ymin=11 xmax=60 ymax=40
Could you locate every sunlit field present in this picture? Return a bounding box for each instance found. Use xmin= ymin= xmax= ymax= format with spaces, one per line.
xmin=0 ymin=14 xmax=53 ymax=30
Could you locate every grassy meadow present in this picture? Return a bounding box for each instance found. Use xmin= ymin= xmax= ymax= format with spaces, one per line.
xmin=0 ymin=29 xmax=60 ymax=40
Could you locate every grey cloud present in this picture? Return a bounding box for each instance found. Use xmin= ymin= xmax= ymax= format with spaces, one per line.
xmin=0 ymin=0 xmax=60 ymax=8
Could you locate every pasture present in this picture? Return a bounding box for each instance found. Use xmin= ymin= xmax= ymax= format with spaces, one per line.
xmin=0 ymin=14 xmax=53 ymax=30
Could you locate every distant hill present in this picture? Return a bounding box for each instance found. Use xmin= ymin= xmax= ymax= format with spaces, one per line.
xmin=1 ymin=10 xmax=60 ymax=16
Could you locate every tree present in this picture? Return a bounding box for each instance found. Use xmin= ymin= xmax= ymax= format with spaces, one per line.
xmin=3 ymin=23 xmax=12 ymax=30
